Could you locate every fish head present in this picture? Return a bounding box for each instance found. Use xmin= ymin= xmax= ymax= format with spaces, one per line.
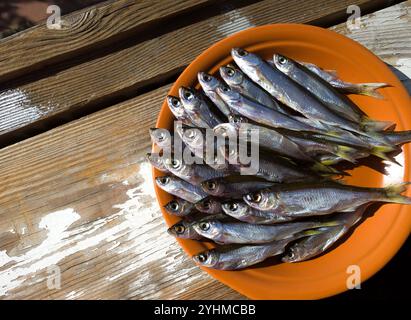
xmin=216 ymin=85 xmax=242 ymax=106
xmin=164 ymin=157 xmax=191 ymax=180
xmin=228 ymin=114 xmax=248 ymax=126
xmin=179 ymin=87 xmax=200 ymax=111
xmin=213 ymin=123 xmax=238 ymax=139
xmin=166 ymin=95 xmax=185 ymax=118
xmin=155 ymin=175 xmax=172 ymax=188
xmin=201 ymin=179 xmax=225 ymax=196
xmin=149 ymin=128 xmax=172 ymax=148
xmin=195 ymin=197 xmax=221 ymax=214
xmin=146 ymin=153 xmax=165 ymax=170
xmin=272 ymin=53 xmax=294 ymax=74
xmin=193 ymin=249 xmax=219 ymax=268
xmin=243 ymin=188 xmax=279 ymax=211
xmin=231 ymin=48 xmax=262 ymax=74
xmin=168 ymin=221 xmax=197 ymax=239
xmin=164 ymin=199 xmax=189 ymax=216
xmin=182 ymin=127 xmax=204 ymax=148
xmin=193 ymin=219 xmax=223 ymax=239
xmin=198 ymin=72 xmax=220 ymax=91
xmin=219 ymin=65 xmax=243 ymax=85
xmin=222 ymin=201 xmax=249 ymax=218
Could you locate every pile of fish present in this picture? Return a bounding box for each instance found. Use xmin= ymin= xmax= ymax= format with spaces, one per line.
xmin=148 ymin=48 xmax=411 ymax=270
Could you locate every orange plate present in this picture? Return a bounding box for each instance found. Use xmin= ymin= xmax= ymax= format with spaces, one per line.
xmin=152 ymin=24 xmax=411 ymax=299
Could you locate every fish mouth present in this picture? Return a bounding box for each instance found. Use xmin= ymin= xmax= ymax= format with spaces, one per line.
xmin=231 ymin=47 xmax=248 ymax=58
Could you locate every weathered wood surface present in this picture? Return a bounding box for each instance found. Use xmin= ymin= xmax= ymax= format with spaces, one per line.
xmin=0 ymin=2 xmax=410 ymax=300
xmin=0 ymin=0 xmax=213 ymax=82
xmin=0 ymin=0 xmax=388 ymax=143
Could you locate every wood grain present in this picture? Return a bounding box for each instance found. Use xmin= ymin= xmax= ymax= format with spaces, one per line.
xmin=0 ymin=2 xmax=410 ymax=300
xmin=0 ymin=0 xmax=385 ymax=143
xmin=0 ymin=0 xmax=213 ymax=82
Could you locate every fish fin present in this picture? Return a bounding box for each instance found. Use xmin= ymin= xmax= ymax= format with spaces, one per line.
xmin=382 ymin=182 xmax=411 ymax=204
xmin=362 ymin=117 xmax=395 ymax=132
xmin=371 ymin=146 xmax=402 ymax=166
xmin=335 ymin=145 xmax=359 ymax=163
xmin=297 ymin=229 xmax=328 ymax=237
xmin=348 ymin=83 xmax=390 ymax=99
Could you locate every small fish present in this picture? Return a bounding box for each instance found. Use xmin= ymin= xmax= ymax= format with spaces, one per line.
xmin=272 ymin=53 xmax=392 ymax=130
xmin=195 ymin=197 xmax=223 ymax=214
xmin=217 ymin=86 xmax=320 ymax=133
xmin=164 ymin=198 xmax=195 ymax=217
xmin=221 ymin=200 xmax=295 ymax=224
xmin=299 ymin=61 xmax=389 ymax=99
xmin=155 ymin=175 xmax=208 ymax=203
xmin=146 ymin=153 xmax=168 ymax=172
xmin=179 ymin=87 xmax=222 ymax=128
xmin=166 ymin=95 xmax=192 ymax=125
xmin=163 ymin=157 xmax=235 ymax=185
xmin=231 ymin=48 xmax=380 ymax=136
xmin=192 ymin=229 xmax=322 ymax=270
xmin=219 ymin=65 xmax=287 ymax=114
xmin=244 ymin=182 xmax=411 ymax=216
xmin=201 ymin=178 xmax=274 ymax=197
xmin=198 ymin=72 xmax=231 ymax=117
xmin=282 ymin=205 xmax=367 ymax=262
xmin=168 ymin=213 xmax=231 ymax=240
xmin=149 ymin=128 xmax=173 ymax=149
xmin=192 ymin=218 xmax=337 ymax=244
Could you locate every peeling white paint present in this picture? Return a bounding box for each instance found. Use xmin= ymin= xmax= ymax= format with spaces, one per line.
xmin=0 ymin=89 xmax=55 ymax=132
xmin=215 ymin=10 xmax=255 ymax=38
xmin=66 ymin=290 xmax=84 ymax=300
xmin=394 ymin=58 xmax=411 ymax=79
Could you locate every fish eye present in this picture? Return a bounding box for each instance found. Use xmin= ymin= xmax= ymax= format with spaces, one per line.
xmin=174 ymin=224 xmax=185 ymax=234
xmin=228 ymin=202 xmax=238 ymax=211
xmin=157 ymin=132 xmax=165 ymax=141
xmin=206 ymin=181 xmax=216 ymax=190
xmin=169 ymin=201 xmax=179 ymax=211
xmin=171 ymin=159 xmax=179 ymax=168
xmin=252 ymin=192 xmax=262 ymax=203
xmin=199 ymin=222 xmax=210 ymax=231
xmin=227 ymin=68 xmax=235 ymax=77
xmin=171 ymin=98 xmax=180 ymax=107
xmin=159 ymin=177 xmax=170 ymax=185
xmin=202 ymin=200 xmax=211 ymax=210
xmin=197 ymin=253 xmax=208 ymax=263
xmin=278 ymin=56 xmax=287 ymax=65
xmin=222 ymin=86 xmax=230 ymax=92
xmin=237 ymin=48 xmax=247 ymax=57
xmin=184 ymin=90 xmax=193 ymax=100
xmin=203 ymin=74 xmax=212 ymax=82
xmin=187 ymin=130 xmax=196 ymax=139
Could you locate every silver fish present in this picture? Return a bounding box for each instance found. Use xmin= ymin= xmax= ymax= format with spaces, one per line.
xmin=149 ymin=128 xmax=173 ymax=149
xmin=273 ymin=54 xmax=392 ymax=131
xmin=168 ymin=213 xmax=229 ymax=240
xmin=195 ymin=197 xmax=223 ymax=214
xmin=244 ymin=182 xmax=411 ymax=216
xmin=198 ymin=72 xmax=231 ymax=117
xmin=146 ymin=153 xmax=168 ymax=172
xmin=299 ymin=62 xmax=388 ymax=99
xmin=217 ymin=86 xmax=320 ymax=133
xmin=214 ymin=122 xmax=314 ymax=162
xmin=163 ymin=157 xmax=234 ymax=185
xmin=282 ymin=205 xmax=367 ymax=262
xmin=231 ymin=48 xmax=368 ymax=134
xmin=164 ymin=198 xmax=195 ymax=217
xmin=192 ymin=218 xmax=336 ymax=244
xmin=179 ymin=87 xmax=222 ymax=128
xmin=166 ymin=95 xmax=193 ymax=125
xmin=192 ymin=230 xmax=321 ymax=270
xmin=219 ymin=65 xmax=287 ymax=114
xmin=221 ymin=200 xmax=295 ymax=224
xmin=201 ymin=178 xmax=274 ymax=197
xmin=155 ymin=175 xmax=208 ymax=203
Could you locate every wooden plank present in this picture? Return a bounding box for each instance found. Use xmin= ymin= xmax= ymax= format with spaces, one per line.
xmin=0 ymin=0 xmax=214 ymax=82
xmin=331 ymin=0 xmax=411 ymax=95
xmin=1 ymin=2 xmax=410 ymax=300
xmin=0 ymin=0 xmax=387 ymax=146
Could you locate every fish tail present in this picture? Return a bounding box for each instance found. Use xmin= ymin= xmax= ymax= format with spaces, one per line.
xmin=335 ymin=145 xmax=359 ymax=163
xmin=371 ymin=146 xmax=402 ymax=166
xmin=381 ymin=182 xmax=411 ymax=204
xmin=310 ymin=162 xmax=347 ymax=175
xmin=347 ymin=82 xmax=390 ymax=99
xmin=361 ymin=117 xmax=395 ymax=132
